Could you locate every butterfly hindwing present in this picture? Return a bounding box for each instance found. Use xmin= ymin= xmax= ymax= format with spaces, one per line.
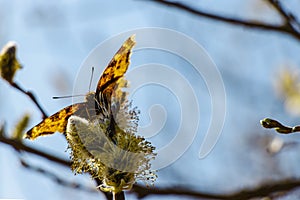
xmin=26 ymin=103 xmax=87 ymax=140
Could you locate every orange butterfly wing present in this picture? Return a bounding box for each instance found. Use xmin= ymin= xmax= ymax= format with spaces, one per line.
xmin=25 ymin=103 xmax=88 ymax=140
xmin=95 ymin=35 xmax=135 ymax=104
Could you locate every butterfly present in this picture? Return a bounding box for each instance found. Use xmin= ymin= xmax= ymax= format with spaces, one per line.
xmin=25 ymin=35 xmax=136 ymax=140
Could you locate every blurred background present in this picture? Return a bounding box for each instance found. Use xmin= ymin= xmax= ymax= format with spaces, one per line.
xmin=1 ymin=0 xmax=300 ymax=199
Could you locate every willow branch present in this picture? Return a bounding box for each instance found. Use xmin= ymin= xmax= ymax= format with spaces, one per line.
xmin=0 ymin=134 xmax=70 ymax=166
xmin=0 ymin=131 xmax=117 ymax=199
xmin=20 ymin=159 xmax=97 ymax=193
xmin=2 ymin=129 xmax=299 ymax=200
xmin=260 ymin=118 xmax=300 ymax=134
xmin=11 ymin=82 xmax=48 ymax=119
xmin=132 ymin=179 xmax=300 ymax=199
xmin=148 ymin=0 xmax=300 ymax=41
xmin=266 ymin=0 xmax=300 ymax=32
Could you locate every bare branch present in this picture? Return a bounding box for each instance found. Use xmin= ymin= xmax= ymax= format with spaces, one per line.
xmin=0 ymin=134 xmax=70 ymax=166
xmin=20 ymin=159 xmax=98 ymax=193
xmin=11 ymin=82 xmax=48 ymax=119
xmin=266 ymin=0 xmax=300 ymax=32
xmin=0 ymin=134 xmax=114 ymax=198
xmin=0 ymin=125 xmax=124 ymax=200
xmin=2 ymin=130 xmax=299 ymax=200
xmin=260 ymin=118 xmax=300 ymax=134
xmin=132 ymin=179 xmax=300 ymax=200
xmin=148 ymin=0 xmax=300 ymax=41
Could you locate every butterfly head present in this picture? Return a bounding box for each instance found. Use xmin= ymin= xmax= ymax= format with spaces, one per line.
xmin=85 ymin=92 xmax=96 ymax=102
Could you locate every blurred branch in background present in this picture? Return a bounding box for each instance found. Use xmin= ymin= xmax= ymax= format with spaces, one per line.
xmin=266 ymin=0 xmax=300 ymax=34
xmin=132 ymin=179 xmax=300 ymax=199
xmin=149 ymin=0 xmax=300 ymax=41
xmin=10 ymin=82 xmax=48 ymax=119
xmin=0 ymin=124 xmax=119 ymax=200
xmin=3 ymin=122 xmax=300 ymax=200
xmin=0 ymin=128 xmax=70 ymax=166
xmin=20 ymin=159 xmax=98 ymax=193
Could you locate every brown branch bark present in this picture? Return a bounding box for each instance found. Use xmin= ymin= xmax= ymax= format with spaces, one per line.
xmin=0 ymin=133 xmax=123 ymax=200
xmin=2 ymin=132 xmax=300 ymax=200
xmin=266 ymin=0 xmax=300 ymax=31
xmin=149 ymin=0 xmax=300 ymax=41
xmin=132 ymin=179 xmax=300 ymax=199
xmin=11 ymin=82 xmax=48 ymax=119
xmin=260 ymin=118 xmax=300 ymax=134
xmin=0 ymin=134 xmax=70 ymax=166
xmin=20 ymin=159 xmax=97 ymax=193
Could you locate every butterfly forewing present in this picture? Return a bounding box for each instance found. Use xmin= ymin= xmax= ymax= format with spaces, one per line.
xmin=95 ymin=35 xmax=135 ymax=104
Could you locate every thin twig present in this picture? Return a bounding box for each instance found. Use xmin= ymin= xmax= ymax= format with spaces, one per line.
xmin=260 ymin=118 xmax=300 ymax=134
xmin=20 ymin=159 xmax=98 ymax=193
xmin=266 ymin=0 xmax=300 ymax=32
xmin=0 ymin=134 xmax=70 ymax=166
xmin=148 ymin=0 xmax=300 ymax=41
xmin=132 ymin=179 xmax=300 ymax=200
xmin=11 ymin=82 xmax=48 ymax=119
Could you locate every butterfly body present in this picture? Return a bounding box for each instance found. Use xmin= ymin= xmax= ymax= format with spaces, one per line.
xmin=25 ymin=35 xmax=136 ymax=140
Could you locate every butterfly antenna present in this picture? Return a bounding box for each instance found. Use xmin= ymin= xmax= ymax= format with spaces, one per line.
xmin=89 ymin=67 xmax=94 ymax=92
xmin=53 ymin=67 xmax=94 ymax=100
xmin=52 ymin=94 xmax=84 ymax=99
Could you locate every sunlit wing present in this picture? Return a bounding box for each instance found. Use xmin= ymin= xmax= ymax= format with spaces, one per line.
xmin=25 ymin=103 xmax=88 ymax=140
xmin=95 ymin=35 xmax=136 ymax=105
